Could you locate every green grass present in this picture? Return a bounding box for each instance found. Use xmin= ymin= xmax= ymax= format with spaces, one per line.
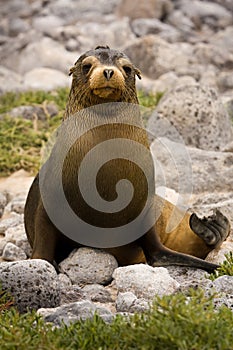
xmin=0 ymin=288 xmax=233 ymax=350
xmin=0 ymin=89 xmax=162 ymax=176
xmin=209 ymin=252 xmax=233 ymax=281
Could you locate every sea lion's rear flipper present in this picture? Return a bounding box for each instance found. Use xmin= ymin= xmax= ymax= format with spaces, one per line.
xmin=140 ymin=227 xmax=219 ymax=273
xmin=150 ymin=248 xmax=219 ymax=273
xmin=190 ymin=210 xmax=230 ymax=248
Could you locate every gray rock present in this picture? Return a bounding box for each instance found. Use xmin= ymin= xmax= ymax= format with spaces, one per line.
xmin=4 ymin=103 xmax=59 ymax=121
xmin=82 ymin=284 xmax=113 ymax=303
xmin=212 ymin=275 xmax=233 ymax=294
xmin=151 ymin=138 xmax=233 ymax=194
xmin=113 ymin=264 xmax=180 ymax=300
xmin=167 ymin=10 xmax=195 ymax=33
xmin=116 ymin=292 xmax=149 ymax=313
xmin=117 ymin=0 xmax=173 ymax=20
xmin=194 ymin=42 xmax=233 ymax=69
xmin=32 ymin=16 xmax=65 ymax=32
xmin=206 ymin=241 xmax=233 ymax=265
xmin=37 ymin=300 xmax=113 ymax=326
xmin=179 ymin=0 xmax=232 ymax=29
xmin=77 ymin=17 xmax=135 ymax=50
xmin=154 ymin=84 xmax=233 ymax=151
xmin=217 ymin=72 xmax=233 ymax=92
xmin=17 ymin=37 xmax=77 ymax=74
xmin=209 ymin=0 xmax=233 ymax=12
xmin=0 ymin=259 xmax=60 ymax=313
xmin=8 ymin=18 xmax=30 ymax=37
xmin=60 ymin=285 xmax=84 ymax=305
xmin=124 ymin=35 xmax=201 ymax=80
xmin=0 ymin=213 xmax=23 ymax=234
xmin=210 ymin=27 xmax=233 ymax=54
xmin=59 ymin=248 xmax=118 ymax=285
xmin=2 ymin=242 xmax=27 ymax=261
xmin=5 ymin=195 xmax=26 ymax=214
xmin=23 ymin=68 xmax=70 ymax=91
xmin=0 ymin=66 xmax=23 ymax=94
xmin=0 ymin=192 xmax=7 ymax=218
xmin=3 ymin=224 xmax=31 ymax=258
xmin=131 ymin=18 xmax=181 ymax=43
xmin=58 ymin=273 xmax=72 ymax=288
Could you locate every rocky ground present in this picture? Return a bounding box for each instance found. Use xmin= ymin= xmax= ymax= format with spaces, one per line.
xmin=0 ymin=0 xmax=233 ymax=323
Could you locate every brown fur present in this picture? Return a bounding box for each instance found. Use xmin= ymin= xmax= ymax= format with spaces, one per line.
xmin=24 ymin=46 xmax=230 ymax=272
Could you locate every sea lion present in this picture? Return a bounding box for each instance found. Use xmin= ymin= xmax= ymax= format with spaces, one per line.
xmin=24 ymin=46 xmax=230 ymax=272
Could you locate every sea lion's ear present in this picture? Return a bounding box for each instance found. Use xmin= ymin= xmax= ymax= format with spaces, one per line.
xmin=69 ymin=66 xmax=76 ymax=76
xmin=135 ymin=68 xmax=142 ymax=80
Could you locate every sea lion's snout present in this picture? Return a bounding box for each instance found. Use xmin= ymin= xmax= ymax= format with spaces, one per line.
xmin=103 ymin=68 xmax=114 ymax=81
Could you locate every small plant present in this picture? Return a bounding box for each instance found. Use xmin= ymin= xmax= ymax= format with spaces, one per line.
xmin=209 ymin=252 xmax=233 ymax=281
xmin=0 ymin=285 xmax=14 ymax=313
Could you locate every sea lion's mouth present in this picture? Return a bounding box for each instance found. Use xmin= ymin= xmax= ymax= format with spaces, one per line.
xmin=92 ymin=87 xmax=121 ymax=99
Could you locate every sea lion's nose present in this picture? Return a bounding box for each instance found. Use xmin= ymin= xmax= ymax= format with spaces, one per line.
xmin=103 ymin=69 xmax=114 ymax=81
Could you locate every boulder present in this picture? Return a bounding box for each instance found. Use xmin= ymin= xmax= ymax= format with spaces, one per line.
xmin=154 ymin=84 xmax=233 ymax=150
xmin=117 ymin=0 xmax=173 ymax=20
xmin=23 ymin=67 xmax=70 ymax=91
xmin=59 ymin=247 xmax=118 ymax=285
xmin=113 ymin=264 xmax=180 ymax=299
xmin=0 ymin=259 xmax=60 ymax=313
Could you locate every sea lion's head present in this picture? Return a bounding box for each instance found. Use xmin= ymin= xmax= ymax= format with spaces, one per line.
xmin=68 ymin=46 xmax=141 ymax=109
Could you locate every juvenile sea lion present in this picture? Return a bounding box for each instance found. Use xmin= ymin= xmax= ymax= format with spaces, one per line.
xmin=24 ymin=46 xmax=230 ymax=272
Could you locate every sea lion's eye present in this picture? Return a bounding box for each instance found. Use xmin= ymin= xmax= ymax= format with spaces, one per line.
xmin=122 ymin=66 xmax=132 ymax=75
xmin=82 ymin=63 xmax=92 ymax=74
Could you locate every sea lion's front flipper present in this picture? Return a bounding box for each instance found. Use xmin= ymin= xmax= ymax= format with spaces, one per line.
xmin=190 ymin=210 xmax=230 ymax=248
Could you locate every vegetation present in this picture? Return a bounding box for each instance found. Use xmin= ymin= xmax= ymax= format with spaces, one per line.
xmin=0 ymin=89 xmax=162 ymax=176
xmin=0 ymin=288 xmax=233 ymax=350
xmin=209 ymin=252 xmax=233 ymax=281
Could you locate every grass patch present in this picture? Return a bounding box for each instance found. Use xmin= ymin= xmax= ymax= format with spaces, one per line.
xmin=0 ymin=288 xmax=233 ymax=350
xmin=0 ymin=89 xmax=163 ymax=176
xmin=209 ymin=252 xmax=233 ymax=281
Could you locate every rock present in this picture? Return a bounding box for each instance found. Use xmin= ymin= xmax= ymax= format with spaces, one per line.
xmin=2 ymin=242 xmax=27 ymax=261
xmin=179 ymin=0 xmax=232 ymax=29
xmin=77 ymin=17 xmax=135 ymax=50
xmin=38 ymin=300 xmax=113 ymax=326
xmin=167 ymin=10 xmax=195 ymax=33
xmin=191 ymin=192 xmax=233 ymax=226
xmin=212 ymin=275 xmax=233 ymax=294
xmin=209 ymin=0 xmax=233 ymax=12
xmin=23 ymin=67 xmax=70 ymax=91
xmin=113 ymin=264 xmax=180 ymax=299
xmin=82 ymin=284 xmax=113 ymax=303
xmin=117 ymin=0 xmax=173 ymax=20
xmin=4 ymin=102 xmax=59 ymax=121
xmin=0 ymin=66 xmax=23 ymax=94
xmin=131 ymin=18 xmax=181 ymax=43
xmin=210 ymin=27 xmax=233 ymax=54
xmin=5 ymin=195 xmax=27 ymax=214
xmin=0 ymin=259 xmax=60 ymax=313
xmin=150 ymin=138 xmax=233 ymax=194
xmin=154 ymin=84 xmax=233 ymax=151
xmin=137 ymin=72 xmax=196 ymax=95
xmin=0 ymin=213 xmax=23 ymax=234
xmin=124 ymin=35 xmax=201 ymax=80
xmin=217 ymin=72 xmax=233 ymax=92
xmin=194 ymin=43 xmax=233 ymax=69
xmin=206 ymin=241 xmax=233 ymax=265
xmin=0 ymin=192 xmax=7 ymax=218
xmin=60 ymin=285 xmax=84 ymax=305
xmin=32 ymin=15 xmax=65 ymax=32
xmin=59 ymin=248 xmax=118 ymax=285
xmin=17 ymin=37 xmax=77 ymax=74
xmin=8 ymin=18 xmax=30 ymax=37
xmin=116 ymin=292 xmax=149 ymax=313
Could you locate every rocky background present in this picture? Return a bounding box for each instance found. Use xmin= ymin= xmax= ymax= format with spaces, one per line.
xmin=0 ymin=0 xmax=233 ymax=323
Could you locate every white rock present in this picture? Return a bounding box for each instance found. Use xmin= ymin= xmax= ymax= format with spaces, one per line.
xmin=59 ymin=247 xmax=118 ymax=285
xmin=23 ymin=68 xmax=70 ymax=91
xmin=113 ymin=264 xmax=180 ymax=299
xmin=2 ymin=242 xmax=27 ymax=261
